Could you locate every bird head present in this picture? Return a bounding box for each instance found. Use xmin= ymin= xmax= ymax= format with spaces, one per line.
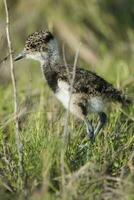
xmin=14 ymin=30 xmax=59 ymax=65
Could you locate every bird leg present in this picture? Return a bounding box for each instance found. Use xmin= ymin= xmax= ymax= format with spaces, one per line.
xmin=94 ymin=112 xmax=107 ymax=136
xmin=84 ymin=118 xmax=94 ymax=140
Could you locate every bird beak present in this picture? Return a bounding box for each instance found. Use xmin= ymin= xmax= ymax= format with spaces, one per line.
xmin=14 ymin=51 xmax=25 ymax=61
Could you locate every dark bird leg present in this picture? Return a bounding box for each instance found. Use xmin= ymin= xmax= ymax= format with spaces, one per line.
xmin=84 ymin=118 xmax=94 ymax=141
xmin=94 ymin=112 xmax=107 ymax=136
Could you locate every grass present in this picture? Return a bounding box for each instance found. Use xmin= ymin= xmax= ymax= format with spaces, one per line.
xmin=0 ymin=1 xmax=134 ymax=199
xmin=0 ymin=56 xmax=133 ymax=200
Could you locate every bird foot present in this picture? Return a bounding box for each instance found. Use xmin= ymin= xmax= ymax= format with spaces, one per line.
xmin=85 ymin=119 xmax=95 ymax=142
xmin=87 ymin=129 xmax=95 ymax=142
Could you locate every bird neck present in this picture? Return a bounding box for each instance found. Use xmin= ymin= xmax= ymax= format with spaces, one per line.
xmin=41 ymin=38 xmax=60 ymax=67
xmin=40 ymin=51 xmax=60 ymax=77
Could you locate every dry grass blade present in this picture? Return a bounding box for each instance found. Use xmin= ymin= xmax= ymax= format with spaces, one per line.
xmin=62 ymin=43 xmax=71 ymax=83
xmin=60 ymin=44 xmax=81 ymax=200
xmin=3 ymin=0 xmax=23 ymax=188
xmin=0 ymin=175 xmax=13 ymax=193
xmin=63 ymin=43 xmax=81 ymax=143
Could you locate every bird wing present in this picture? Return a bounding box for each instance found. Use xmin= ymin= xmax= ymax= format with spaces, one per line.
xmin=56 ymin=65 xmax=127 ymax=103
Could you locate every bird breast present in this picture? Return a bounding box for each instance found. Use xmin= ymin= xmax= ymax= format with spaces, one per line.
xmin=55 ymin=79 xmax=105 ymax=114
xmin=55 ymin=79 xmax=71 ymax=109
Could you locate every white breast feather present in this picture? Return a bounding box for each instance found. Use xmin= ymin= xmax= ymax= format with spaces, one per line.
xmin=55 ymin=80 xmax=105 ymax=114
xmin=55 ymin=80 xmax=71 ymax=109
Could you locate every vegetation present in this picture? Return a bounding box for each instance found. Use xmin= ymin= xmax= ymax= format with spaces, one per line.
xmin=0 ymin=0 xmax=134 ymax=199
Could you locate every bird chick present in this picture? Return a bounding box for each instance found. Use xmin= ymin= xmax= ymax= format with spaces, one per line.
xmin=15 ymin=30 xmax=132 ymax=140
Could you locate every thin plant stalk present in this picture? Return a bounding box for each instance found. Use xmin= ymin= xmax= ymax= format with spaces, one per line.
xmin=3 ymin=0 xmax=23 ymax=188
xmin=61 ymin=44 xmax=81 ymax=199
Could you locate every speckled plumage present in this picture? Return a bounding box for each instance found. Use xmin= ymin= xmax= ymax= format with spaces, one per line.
xmin=15 ymin=30 xmax=132 ymax=140
xmin=25 ymin=30 xmax=54 ymax=51
xmin=43 ymin=64 xmax=131 ymax=105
